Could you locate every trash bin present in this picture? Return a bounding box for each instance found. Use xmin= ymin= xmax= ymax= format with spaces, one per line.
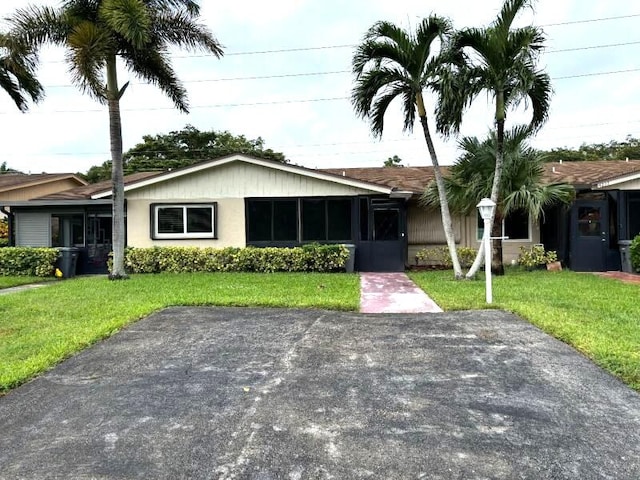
xmin=619 ymin=240 xmax=633 ymax=273
xmin=57 ymin=247 xmax=80 ymax=278
xmin=342 ymin=244 xmax=356 ymax=273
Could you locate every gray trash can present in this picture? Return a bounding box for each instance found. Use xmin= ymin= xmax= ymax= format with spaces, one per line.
xmin=619 ymin=240 xmax=633 ymax=273
xmin=343 ymin=244 xmax=356 ymax=273
xmin=57 ymin=247 xmax=80 ymax=278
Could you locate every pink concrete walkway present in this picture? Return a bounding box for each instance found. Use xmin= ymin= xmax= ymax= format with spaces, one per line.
xmin=360 ymin=272 xmax=443 ymax=313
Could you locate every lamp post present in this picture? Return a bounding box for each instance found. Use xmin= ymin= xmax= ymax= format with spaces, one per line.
xmin=477 ymin=198 xmax=496 ymax=304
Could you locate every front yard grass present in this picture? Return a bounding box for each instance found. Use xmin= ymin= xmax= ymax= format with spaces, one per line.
xmin=409 ymin=269 xmax=640 ymax=391
xmin=0 ymin=272 xmax=359 ymax=393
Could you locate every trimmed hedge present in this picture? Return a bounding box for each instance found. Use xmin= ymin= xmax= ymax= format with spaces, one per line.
xmin=0 ymin=247 xmax=59 ymax=277
xmin=120 ymin=244 xmax=351 ymax=274
xmin=630 ymin=234 xmax=640 ymax=272
xmin=415 ymin=246 xmax=477 ymax=269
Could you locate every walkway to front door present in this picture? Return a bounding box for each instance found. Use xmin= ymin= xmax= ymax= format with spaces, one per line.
xmin=360 ymin=272 xmax=442 ymax=313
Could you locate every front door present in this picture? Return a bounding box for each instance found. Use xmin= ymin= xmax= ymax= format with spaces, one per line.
xmin=356 ymin=199 xmax=407 ymax=271
xmin=570 ymin=200 xmax=609 ymax=271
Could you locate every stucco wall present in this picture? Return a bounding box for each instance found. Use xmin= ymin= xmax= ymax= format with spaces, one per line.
xmin=126 ymin=198 xmax=246 ymax=248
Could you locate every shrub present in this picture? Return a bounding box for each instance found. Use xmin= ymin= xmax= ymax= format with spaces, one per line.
xmin=118 ymin=244 xmax=350 ymax=274
xmin=0 ymin=247 xmax=59 ymax=277
xmin=630 ymin=234 xmax=640 ymax=272
xmin=517 ymin=245 xmax=557 ymax=269
xmin=415 ymin=246 xmax=477 ymax=269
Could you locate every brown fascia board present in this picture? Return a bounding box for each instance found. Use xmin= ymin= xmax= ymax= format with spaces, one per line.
xmin=0 ymin=174 xmax=87 ymax=193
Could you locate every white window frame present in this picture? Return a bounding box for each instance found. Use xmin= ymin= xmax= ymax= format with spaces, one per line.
xmin=152 ymin=203 xmax=217 ymax=240
xmin=476 ymin=211 xmax=532 ymax=242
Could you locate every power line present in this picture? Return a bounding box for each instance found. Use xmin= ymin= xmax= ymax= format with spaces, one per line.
xmin=554 ymin=67 xmax=640 ymax=80
xmin=540 ymin=13 xmax=640 ymax=27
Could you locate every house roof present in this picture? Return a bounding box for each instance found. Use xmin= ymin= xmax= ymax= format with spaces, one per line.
xmin=0 ymin=173 xmax=87 ymax=193
xmin=9 ymin=158 xmax=640 ymax=205
xmin=35 ymin=172 xmax=162 ymax=200
xmin=541 ymin=160 xmax=640 ymax=187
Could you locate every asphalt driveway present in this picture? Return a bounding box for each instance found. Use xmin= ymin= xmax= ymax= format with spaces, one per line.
xmin=1 ymin=307 xmax=639 ymax=479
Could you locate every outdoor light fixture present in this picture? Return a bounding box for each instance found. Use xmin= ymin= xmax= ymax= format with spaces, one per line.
xmin=477 ymin=198 xmax=496 ymax=304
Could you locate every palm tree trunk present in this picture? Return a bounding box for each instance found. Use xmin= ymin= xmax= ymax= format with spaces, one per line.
xmin=491 ymin=211 xmax=505 ymax=275
xmin=416 ymin=93 xmax=462 ymax=279
xmin=106 ymin=56 xmax=127 ymax=280
xmin=465 ymin=90 xmax=506 ymax=279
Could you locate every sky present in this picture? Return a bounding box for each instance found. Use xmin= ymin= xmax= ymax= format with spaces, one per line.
xmin=0 ymin=0 xmax=639 ymax=174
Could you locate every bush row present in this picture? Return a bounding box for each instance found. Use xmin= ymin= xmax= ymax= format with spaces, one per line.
xmin=0 ymin=247 xmax=58 ymax=277
xmin=630 ymin=234 xmax=640 ymax=272
xmin=119 ymin=244 xmax=351 ymax=274
xmin=415 ymin=246 xmax=477 ymax=269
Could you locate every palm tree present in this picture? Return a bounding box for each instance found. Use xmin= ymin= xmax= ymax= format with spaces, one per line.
xmin=436 ymin=0 xmax=551 ymax=278
xmin=421 ymin=127 xmax=574 ymax=273
xmin=8 ymin=0 xmax=223 ymax=279
xmin=352 ymin=17 xmax=464 ymax=279
xmin=0 ymin=31 xmax=43 ymax=111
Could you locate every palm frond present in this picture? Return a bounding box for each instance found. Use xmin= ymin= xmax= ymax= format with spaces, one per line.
xmin=122 ymin=45 xmax=188 ymax=111
xmin=145 ymin=0 xmax=200 ymax=15
xmin=150 ymin=9 xmax=223 ymax=54
xmin=493 ymin=0 xmax=533 ymax=38
xmin=100 ymin=0 xmax=150 ymax=49
xmin=0 ymin=32 xmax=44 ymax=111
xmin=8 ymin=5 xmax=71 ymax=47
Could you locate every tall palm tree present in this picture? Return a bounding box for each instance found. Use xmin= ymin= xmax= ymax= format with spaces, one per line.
xmin=352 ymin=17 xmax=464 ymax=279
xmin=436 ymin=0 xmax=551 ymax=278
xmin=0 ymin=31 xmax=43 ymax=111
xmin=8 ymin=0 xmax=223 ymax=279
xmin=421 ymin=127 xmax=574 ymax=273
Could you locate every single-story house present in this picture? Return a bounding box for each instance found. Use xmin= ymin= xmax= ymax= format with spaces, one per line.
xmin=2 ymin=154 xmax=639 ymax=273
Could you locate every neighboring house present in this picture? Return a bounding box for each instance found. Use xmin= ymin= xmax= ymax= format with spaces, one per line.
xmin=2 ymin=155 xmax=639 ymax=273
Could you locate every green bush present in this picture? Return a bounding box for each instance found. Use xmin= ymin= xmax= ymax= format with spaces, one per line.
xmin=415 ymin=246 xmax=477 ymax=269
xmin=517 ymin=245 xmax=557 ymax=269
xmin=630 ymin=234 xmax=640 ymax=272
xmin=119 ymin=244 xmax=350 ymax=274
xmin=0 ymin=247 xmax=59 ymax=277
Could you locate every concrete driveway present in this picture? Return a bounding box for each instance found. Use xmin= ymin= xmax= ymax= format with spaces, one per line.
xmin=1 ymin=307 xmax=639 ymax=479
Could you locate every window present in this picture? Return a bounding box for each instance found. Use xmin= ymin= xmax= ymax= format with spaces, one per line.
xmin=476 ymin=210 xmax=530 ymax=241
xmin=51 ymin=214 xmax=84 ymax=247
xmin=302 ymin=199 xmax=352 ymax=242
xmin=247 ymin=200 xmax=297 ymax=243
xmin=152 ymin=204 xmax=216 ymax=239
xmin=246 ymin=197 xmax=353 ymax=244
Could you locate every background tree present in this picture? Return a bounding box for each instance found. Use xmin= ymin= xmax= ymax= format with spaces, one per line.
xmin=540 ymin=136 xmax=640 ymax=162
xmin=352 ymin=17 xmax=463 ymax=278
xmin=421 ymin=127 xmax=574 ymax=273
xmin=10 ymin=0 xmax=223 ymax=279
xmin=0 ymin=161 xmax=22 ymax=174
xmin=84 ymin=126 xmax=287 ymax=182
xmin=0 ymin=31 xmax=43 ymax=112
xmin=383 ymin=155 xmax=404 ymax=168
xmin=437 ymin=0 xmax=551 ymax=278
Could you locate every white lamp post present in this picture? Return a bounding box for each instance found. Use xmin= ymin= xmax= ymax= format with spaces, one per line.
xmin=477 ymin=198 xmax=496 ymax=304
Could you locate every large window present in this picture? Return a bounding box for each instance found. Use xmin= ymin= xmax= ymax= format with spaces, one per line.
xmin=246 ymin=197 xmax=353 ymax=244
xmin=152 ymin=204 xmax=216 ymax=239
xmin=477 ymin=209 xmax=530 ymax=241
xmin=247 ymin=200 xmax=297 ymax=242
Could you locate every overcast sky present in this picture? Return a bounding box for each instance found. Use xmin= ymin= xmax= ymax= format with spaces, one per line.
xmin=0 ymin=0 xmax=638 ymax=174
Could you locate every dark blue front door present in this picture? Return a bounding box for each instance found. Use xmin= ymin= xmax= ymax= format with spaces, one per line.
xmin=356 ymin=200 xmax=406 ymax=272
xmin=570 ymin=200 xmax=608 ymax=271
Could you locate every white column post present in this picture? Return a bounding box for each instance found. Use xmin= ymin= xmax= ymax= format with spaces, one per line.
xmin=477 ymin=198 xmax=496 ymax=304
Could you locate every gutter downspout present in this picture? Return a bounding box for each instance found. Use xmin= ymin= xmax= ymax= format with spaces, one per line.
xmin=1 ymin=206 xmax=14 ymax=246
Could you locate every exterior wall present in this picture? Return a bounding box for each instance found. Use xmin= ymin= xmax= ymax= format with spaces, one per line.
xmin=124 ymin=161 xmax=376 ymax=248
xmin=0 ymin=178 xmax=81 ymax=202
xmin=125 ymin=162 xmax=373 ymax=201
xmin=126 ymin=198 xmax=246 ymax=248
xmin=405 ymin=203 xmax=541 ymax=266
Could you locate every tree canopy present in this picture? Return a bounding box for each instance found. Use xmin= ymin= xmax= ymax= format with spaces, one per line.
xmin=540 ymin=136 xmax=640 ymax=162
xmin=84 ymin=126 xmax=287 ymax=182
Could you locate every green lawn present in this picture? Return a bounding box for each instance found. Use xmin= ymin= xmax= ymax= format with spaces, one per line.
xmin=0 ymin=272 xmax=359 ymax=393
xmin=0 ymin=276 xmax=49 ymax=289
xmin=409 ymin=269 xmax=640 ymax=391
